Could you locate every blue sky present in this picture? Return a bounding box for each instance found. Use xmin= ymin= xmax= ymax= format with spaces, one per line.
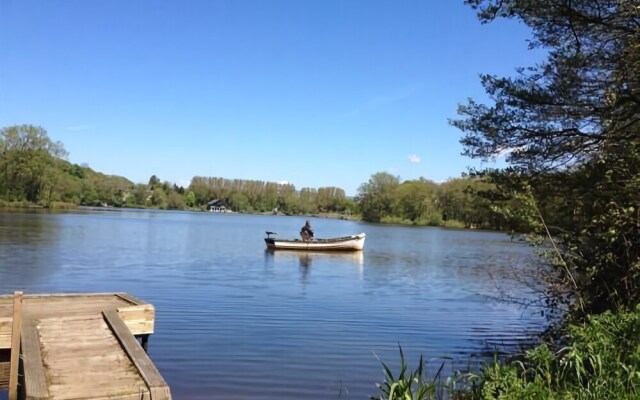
xmin=0 ymin=1 xmax=539 ymax=196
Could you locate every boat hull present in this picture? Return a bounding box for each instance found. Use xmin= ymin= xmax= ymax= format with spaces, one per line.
xmin=264 ymin=233 xmax=365 ymax=251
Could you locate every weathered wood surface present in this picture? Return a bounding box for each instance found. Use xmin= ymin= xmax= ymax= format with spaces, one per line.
xmin=0 ymin=293 xmax=154 ymax=349
xmin=8 ymin=291 xmax=22 ymax=400
xmin=104 ymin=309 xmax=171 ymax=399
xmin=0 ymin=292 xmax=169 ymax=399
xmin=21 ymin=321 xmax=49 ymax=400
xmin=35 ymin=314 xmax=152 ymax=399
xmin=0 ymin=361 xmax=9 ymax=390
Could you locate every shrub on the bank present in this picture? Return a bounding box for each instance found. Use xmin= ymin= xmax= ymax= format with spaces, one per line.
xmin=376 ymin=307 xmax=640 ymax=399
xmin=466 ymin=306 xmax=640 ymax=399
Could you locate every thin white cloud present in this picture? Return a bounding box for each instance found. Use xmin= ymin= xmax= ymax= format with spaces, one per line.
xmin=66 ymin=124 xmax=93 ymax=131
xmin=408 ymin=154 xmax=421 ymax=163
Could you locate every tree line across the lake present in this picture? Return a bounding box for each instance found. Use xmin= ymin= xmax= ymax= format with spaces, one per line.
xmin=0 ymin=123 xmax=525 ymax=231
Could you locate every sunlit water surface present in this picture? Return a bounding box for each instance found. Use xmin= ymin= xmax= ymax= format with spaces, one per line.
xmin=0 ymin=210 xmax=546 ymax=399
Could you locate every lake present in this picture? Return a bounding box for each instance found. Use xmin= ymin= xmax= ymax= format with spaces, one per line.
xmin=0 ymin=209 xmax=547 ymax=399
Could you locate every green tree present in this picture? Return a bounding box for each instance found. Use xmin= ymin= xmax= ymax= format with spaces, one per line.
xmin=281 ymin=190 xmax=300 ymax=214
xmin=167 ymin=191 xmax=186 ymax=210
xmin=230 ymin=192 xmax=249 ymax=212
xmin=124 ymin=192 xmax=137 ymax=207
xmin=317 ymin=187 xmax=346 ymax=212
xmin=132 ymin=183 xmax=149 ymax=206
xmin=150 ymin=187 xmax=168 ymax=209
xmin=299 ymin=187 xmax=318 ymax=214
xmin=453 ymin=0 xmax=640 ymax=315
xmin=148 ymin=175 xmax=160 ymax=189
xmin=278 ymin=183 xmax=299 ymax=214
xmin=395 ymin=179 xmax=440 ymax=223
xmin=184 ymin=190 xmax=196 ymax=207
xmin=0 ymin=125 xmax=67 ymax=203
xmin=357 ymin=172 xmax=400 ymax=222
xmin=81 ymin=185 xmax=100 ymax=206
xmin=263 ymin=182 xmax=278 ymax=211
xmin=342 ymin=198 xmax=359 ymax=217
xmin=51 ymin=161 xmax=84 ymax=204
xmin=189 ymin=177 xmax=210 ymax=206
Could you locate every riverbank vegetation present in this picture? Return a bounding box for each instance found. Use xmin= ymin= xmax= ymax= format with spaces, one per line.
xmin=375 ymin=0 xmax=640 ymax=398
xmin=375 ymin=307 xmax=640 ymax=400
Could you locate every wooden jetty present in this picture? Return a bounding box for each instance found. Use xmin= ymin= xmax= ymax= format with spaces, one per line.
xmin=0 ymin=292 xmax=171 ymax=399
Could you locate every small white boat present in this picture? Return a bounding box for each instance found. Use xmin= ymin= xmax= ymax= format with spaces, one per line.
xmin=264 ymin=232 xmax=366 ymax=251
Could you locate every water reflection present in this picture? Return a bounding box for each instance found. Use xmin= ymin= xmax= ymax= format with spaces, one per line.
xmin=264 ymin=249 xmax=364 ymax=279
xmin=299 ymin=253 xmax=311 ymax=268
xmin=0 ymin=212 xmax=62 ymax=287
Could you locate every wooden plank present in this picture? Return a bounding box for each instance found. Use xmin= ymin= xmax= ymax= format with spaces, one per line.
xmin=23 ymin=300 xmax=130 ymax=313
xmin=121 ymin=321 xmax=155 ymax=336
xmin=44 ymin=352 xmax=129 ymax=366
xmin=35 ymin=314 xmax=103 ymax=324
xmin=23 ymin=296 xmax=125 ymax=305
xmin=39 ymin=315 xmax=149 ymax=400
xmin=48 ymin=384 xmax=150 ymax=400
xmin=0 ymin=293 xmax=127 ymax=312
xmin=21 ymin=321 xmax=49 ymax=400
xmin=0 ymin=309 xmax=12 ymax=318
xmin=49 ymin=379 xmax=149 ymax=400
xmin=0 ymin=317 xmax=11 ymax=349
xmin=0 ymin=361 xmax=9 ymax=390
xmin=9 ymin=291 xmax=22 ymax=400
xmin=1 ymin=295 xmax=151 ymax=332
xmin=103 ymin=309 xmax=171 ymax=400
xmin=116 ymin=292 xmax=148 ymax=306
xmin=0 ymin=292 xmax=117 ymax=299
xmin=117 ymin=304 xmax=154 ymax=319
xmin=117 ymin=304 xmax=155 ymax=335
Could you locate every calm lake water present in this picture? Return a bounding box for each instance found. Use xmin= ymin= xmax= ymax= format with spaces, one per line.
xmin=0 ymin=209 xmax=546 ymax=399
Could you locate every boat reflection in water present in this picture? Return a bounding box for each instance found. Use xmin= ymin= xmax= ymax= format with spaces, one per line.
xmin=264 ymin=249 xmax=364 ymax=279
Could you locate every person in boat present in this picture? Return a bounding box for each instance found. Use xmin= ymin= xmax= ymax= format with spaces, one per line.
xmin=300 ymin=220 xmax=314 ymax=241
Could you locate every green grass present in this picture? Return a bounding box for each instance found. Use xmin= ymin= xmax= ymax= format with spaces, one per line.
xmin=372 ymin=345 xmax=459 ymax=400
xmin=468 ymin=307 xmax=640 ymax=399
xmin=375 ymin=307 xmax=640 ymax=399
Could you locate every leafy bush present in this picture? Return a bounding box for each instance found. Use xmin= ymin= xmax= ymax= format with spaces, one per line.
xmin=468 ymin=306 xmax=640 ymax=399
xmin=376 ymin=308 xmax=640 ymax=399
